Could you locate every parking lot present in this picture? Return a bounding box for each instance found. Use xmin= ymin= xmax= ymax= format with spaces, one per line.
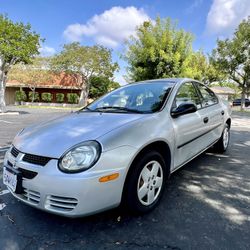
xmin=0 ymin=107 xmax=250 ymax=250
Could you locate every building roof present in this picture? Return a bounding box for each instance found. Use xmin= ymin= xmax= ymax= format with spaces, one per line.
xmin=6 ymin=73 xmax=82 ymax=90
xmin=211 ymin=86 xmax=235 ymax=95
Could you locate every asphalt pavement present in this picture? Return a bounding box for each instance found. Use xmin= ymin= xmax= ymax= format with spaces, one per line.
xmin=0 ymin=107 xmax=250 ymax=250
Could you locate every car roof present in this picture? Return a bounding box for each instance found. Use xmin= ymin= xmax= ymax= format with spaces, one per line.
xmin=131 ymin=78 xmax=200 ymax=86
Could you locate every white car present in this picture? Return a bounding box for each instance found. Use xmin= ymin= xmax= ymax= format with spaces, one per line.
xmin=3 ymin=78 xmax=231 ymax=217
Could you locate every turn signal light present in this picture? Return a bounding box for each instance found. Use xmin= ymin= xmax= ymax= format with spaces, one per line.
xmin=99 ymin=173 xmax=119 ymax=182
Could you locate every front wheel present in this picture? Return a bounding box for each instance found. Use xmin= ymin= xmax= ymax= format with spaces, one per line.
xmin=214 ymin=124 xmax=230 ymax=153
xmin=123 ymin=151 xmax=168 ymax=214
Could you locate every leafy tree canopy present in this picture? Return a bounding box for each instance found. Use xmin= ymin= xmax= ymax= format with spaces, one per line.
xmin=51 ymin=42 xmax=119 ymax=106
xmin=123 ymin=17 xmax=220 ymax=83
xmin=89 ymin=76 xmax=120 ymax=99
xmin=0 ymin=15 xmax=42 ymax=111
xmin=211 ymin=16 xmax=250 ymax=109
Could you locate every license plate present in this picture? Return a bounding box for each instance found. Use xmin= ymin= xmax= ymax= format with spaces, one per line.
xmin=3 ymin=167 xmax=18 ymax=192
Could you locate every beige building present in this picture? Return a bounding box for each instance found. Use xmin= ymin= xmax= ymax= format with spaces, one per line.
xmin=210 ymin=86 xmax=236 ymax=101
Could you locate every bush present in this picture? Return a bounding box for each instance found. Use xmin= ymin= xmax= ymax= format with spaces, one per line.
xmin=15 ymin=90 xmax=27 ymax=102
xmin=67 ymin=93 xmax=79 ymax=104
xmin=28 ymin=91 xmax=40 ymax=102
xmin=56 ymin=93 xmax=65 ymax=103
xmin=41 ymin=92 xmax=53 ymax=103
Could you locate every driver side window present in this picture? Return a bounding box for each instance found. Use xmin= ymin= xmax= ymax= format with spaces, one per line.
xmin=173 ymin=82 xmax=202 ymax=109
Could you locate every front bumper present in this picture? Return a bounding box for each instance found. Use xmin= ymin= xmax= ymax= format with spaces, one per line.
xmin=3 ymin=145 xmax=135 ymax=217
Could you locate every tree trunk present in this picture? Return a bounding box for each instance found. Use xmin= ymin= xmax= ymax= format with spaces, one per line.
xmin=240 ymin=87 xmax=246 ymax=111
xmin=79 ymin=79 xmax=90 ymax=107
xmin=79 ymin=86 xmax=89 ymax=107
xmin=0 ymin=66 xmax=7 ymax=113
xmin=29 ymin=86 xmax=36 ymax=103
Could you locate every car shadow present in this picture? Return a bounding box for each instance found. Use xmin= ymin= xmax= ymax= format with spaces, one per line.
xmin=0 ymin=129 xmax=250 ymax=249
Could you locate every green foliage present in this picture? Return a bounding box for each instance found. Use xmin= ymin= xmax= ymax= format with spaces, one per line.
xmin=89 ymin=76 xmax=120 ymax=99
xmin=41 ymin=92 xmax=52 ymax=103
xmin=51 ymin=43 xmax=118 ymax=79
xmin=67 ymin=93 xmax=79 ymax=104
xmin=51 ymin=42 xmax=119 ymax=105
xmin=56 ymin=93 xmax=65 ymax=103
xmin=0 ymin=15 xmax=42 ymax=65
xmin=15 ymin=90 xmax=27 ymax=102
xmin=28 ymin=91 xmax=39 ymax=102
xmin=211 ymin=16 xmax=250 ymax=108
xmin=124 ymin=17 xmax=207 ymax=81
xmin=0 ymin=15 xmax=42 ymax=111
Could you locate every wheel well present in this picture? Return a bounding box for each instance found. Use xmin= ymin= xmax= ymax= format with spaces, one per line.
xmin=226 ymin=118 xmax=231 ymax=129
xmin=121 ymin=141 xmax=171 ymax=203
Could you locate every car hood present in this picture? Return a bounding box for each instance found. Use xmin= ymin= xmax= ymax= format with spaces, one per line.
xmin=13 ymin=111 xmax=144 ymax=158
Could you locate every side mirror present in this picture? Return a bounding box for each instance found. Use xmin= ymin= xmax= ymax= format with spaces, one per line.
xmin=171 ymin=103 xmax=197 ymax=118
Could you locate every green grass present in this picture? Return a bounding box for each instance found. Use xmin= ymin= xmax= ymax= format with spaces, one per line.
xmin=232 ymin=109 xmax=250 ymax=117
xmin=14 ymin=105 xmax=80 ymax=110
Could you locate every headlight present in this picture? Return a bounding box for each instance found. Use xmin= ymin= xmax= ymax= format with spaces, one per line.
xmin=58 ymin=141 xmax=101 ymax=173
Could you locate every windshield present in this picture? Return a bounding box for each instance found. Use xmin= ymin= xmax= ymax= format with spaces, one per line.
xmin=86 ymin=81 xmax=174 ymax=113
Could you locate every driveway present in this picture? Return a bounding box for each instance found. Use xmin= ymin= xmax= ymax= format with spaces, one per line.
xmin=0 ymin=108 xmax=250 ymax=250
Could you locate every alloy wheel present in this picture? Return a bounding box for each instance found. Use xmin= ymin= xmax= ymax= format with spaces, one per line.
xmin=137 ymin=160 xmax=163 ymax=206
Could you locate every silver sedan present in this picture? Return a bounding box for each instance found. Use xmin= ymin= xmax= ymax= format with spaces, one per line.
xmin=3 ymin=78 xmax=231 ymax=217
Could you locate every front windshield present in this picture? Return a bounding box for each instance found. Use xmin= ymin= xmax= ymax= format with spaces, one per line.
xmin=86 ymin=81 xmax=174 ymax=113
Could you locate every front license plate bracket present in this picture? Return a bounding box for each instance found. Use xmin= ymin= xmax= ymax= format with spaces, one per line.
xmin=3 ymin=166 xmax=23 ymax=194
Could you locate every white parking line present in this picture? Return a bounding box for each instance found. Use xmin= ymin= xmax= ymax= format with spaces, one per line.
xmin=0 ymin=190 xmax=10 ymax=196
xmin=0 ymin=203 xmax=6 ymax=211
xmin=0 ymin=146 xmax=10 ymax=152
xmin=0 ymin=119 xmax=13 ymax=124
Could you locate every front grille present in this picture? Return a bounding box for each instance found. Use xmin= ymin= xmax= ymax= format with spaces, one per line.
xmin=22 ymin=189 xmax=41 ymax=205
xmin=11 ymin=146 xmax=19 ymax=157
xmin=45 ymin=195 xmax=78 ymax=212
xmin=22 ymin=153 xmax=51 ymax=166
xmin=10 ymin=146 xmax=52 ymax=166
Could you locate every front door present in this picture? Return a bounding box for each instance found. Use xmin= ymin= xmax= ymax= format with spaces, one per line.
xmin=171 ymin=82 xmax=209 ymax=169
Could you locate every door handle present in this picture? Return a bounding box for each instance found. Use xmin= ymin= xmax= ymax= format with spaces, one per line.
xmin=221 ymin=110 xmax=225 ymax=115
xmin=203 ymin=117 xmax=209 ymax=123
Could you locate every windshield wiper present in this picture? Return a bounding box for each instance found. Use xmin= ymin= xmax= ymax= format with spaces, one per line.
xmin=77 ymin=107 xmax=93 ymax=112
xmin=93 ymin=106 xmax=144 ymax=114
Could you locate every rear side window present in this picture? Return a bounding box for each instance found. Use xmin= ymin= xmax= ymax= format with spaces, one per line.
xmin=195 ymin=83 xmax=218 ymax=107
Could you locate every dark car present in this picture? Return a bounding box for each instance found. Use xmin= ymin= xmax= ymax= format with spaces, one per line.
xmin=233 ymin=98 xmax=250 ymax=107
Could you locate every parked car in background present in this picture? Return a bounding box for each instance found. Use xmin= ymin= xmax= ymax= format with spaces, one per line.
xmin=3 ymin=78 xmax=231 ymax=217
xmin=233 ymin=98 xmax=250 ymax=107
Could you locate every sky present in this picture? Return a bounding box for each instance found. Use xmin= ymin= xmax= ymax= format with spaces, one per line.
xmin=1 ymin=0 xmax=250 ymax=84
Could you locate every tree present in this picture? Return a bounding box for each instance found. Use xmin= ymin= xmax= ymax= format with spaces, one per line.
xmin=0 ymin=15 xmax=42 ymax=111
xmin=124 ymin=17 xmax=210 ymax=82
xmin=51 ymin=42 xmax=119 ymax=106
xmin=183 ymin=51 xmax=225 ymax=85
xmin=211 ymin=16 xmax=250 ymax=110
xmin=8 ymin=57 xmax=52 ymax=102
xmin=89 ymin=76 xmax=120 ymax=99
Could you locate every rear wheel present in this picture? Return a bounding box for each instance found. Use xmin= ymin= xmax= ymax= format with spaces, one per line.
xmin=214 ymin=124 xmax=230 ymax=153
xmin=123 ymin=151 xmax=168 ymax=214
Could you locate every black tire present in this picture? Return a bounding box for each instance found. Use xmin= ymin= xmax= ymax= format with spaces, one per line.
xmin=214 ymin=124 xmax=230 ymax=153
xmin=123 ymin=150 xmax=168 ymax=214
